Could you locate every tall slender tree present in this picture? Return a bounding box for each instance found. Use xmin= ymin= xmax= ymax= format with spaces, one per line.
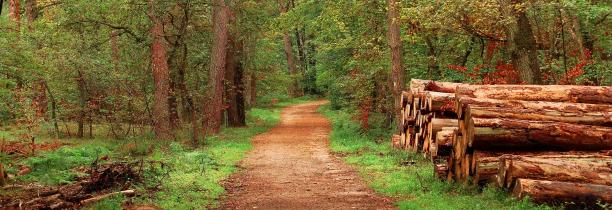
xmin=148 ymin=0 xmax=174 ymax=140
xmin=386 ymin=0 xmax=405 ymax=127
xmin=8 ymin=0 xmax=20 ymax=29
xmin=224 ymin=9 xmax=246 ymax=127
xmin=206 ymin=0 xmax=230 ymax=134
xmin=278 ymin=0 xmax=300 ymax=97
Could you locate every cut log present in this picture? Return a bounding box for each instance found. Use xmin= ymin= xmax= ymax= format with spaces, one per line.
xmin=498 ymin=155 xmax=612 ymax=188
xmin=434 ymin=163 xmax=448 ymax=179
xmin=456 ymin=84 xmax=612 ymax=104
xmin=466 ymin=117 xmax=612 ymax=151
xmin=436 ymin=128 xmax=457 ymax=147
xmin=424 ymin=92 xmax=455 ymax=113
xmin=456 ymin=97 xmax=612 ymax=119
xmin=460 ymin=150 xmax=610 ymax=186
xmin=410 ymin=79 xmax=432 ymax=91
xmin=472 ymin=156 xmax=498 ymax=186
xmin=0 ymin=163 xmax=5 ymax=187
xmin=428 ymin=119 xmax=457 ymax=140
xmin=391 ymin=134 xmax=401 ymax=149
xmin=406 ymin=98 xmax=421 ymax=122
xmin=512 ymin=179 xmax=612 ymax=207
xmin=459 ymin=100 xmax=612 ymax=126
xmin=409 ymin=79 xmax=462 ymax=93
xmin=430 ymin=128 xmax=457 ymax=159
xmin=400 ymin=91 xmax=412 ymax=107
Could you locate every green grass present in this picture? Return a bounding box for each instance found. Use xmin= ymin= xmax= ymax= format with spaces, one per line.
xmin=318 ymin=105 xmax=551 ymax=210
xmin=1 ymin=95 xmax=315 ymax=209
xmin=137 ymin=107 xmax=282 ymax=209
xmin=17 ymin=144 xmax=113 ymax=185
xmin=137 ymin=96 xmax=314 ymax=209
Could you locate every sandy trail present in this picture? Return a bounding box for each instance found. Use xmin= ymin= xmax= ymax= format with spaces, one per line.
xmin=219 ymin=101 xmax=395 ymax=210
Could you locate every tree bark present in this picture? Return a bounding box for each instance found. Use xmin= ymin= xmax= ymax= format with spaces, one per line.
xmin=512 ymin=179 xmax=612 ymax=207
xmin=8 ymin=0 xmax=20 ymax=29
xmin=466 ymin=118 xmax=612 ymax=151
xmin=177 ymin=44 xmax=192 ymax=122
xmin=225 ymin=28 xmax=246 ymax=127
xmin=498 ymin=155 xmax=612 ymax=189
xmin=25 ymin=0 xmax=37 ymax=24
xmin=387 ymin=0 xmax=405 ymax=129
xmin=423 ymin=92 xmax=455 ymax=113
xmin=504 ymin=0 xmax=542 ymax=84
xmin=248 ymin=72 xmax=257 ymax=107
xmin=424 ymin=35 xmax=440 ymax=79
xmin=148 ymin=0 xmax=174 ymax=140
xmin=456 ymin=97 xmax=612 ymax=119
xmin=278 ymin=0 xmax=300 ymax=97
xmin=44 ymin=81 xmax=60 ymax=139
xmin=205 ymin=0 xmax=230 ymax=134
xmin=463 ymin=104 xmax=612 ymax=126
xmin=410 ymin=79 xmax=461 ymax=93
xmin=456 ymin=84 xmax=612 ymax=104
xmin=76 ymin=70 xmax=87 ymax=139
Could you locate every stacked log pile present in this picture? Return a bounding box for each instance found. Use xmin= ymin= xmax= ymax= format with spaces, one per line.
xmin=393 ymin=79 xmax=612 ymax=207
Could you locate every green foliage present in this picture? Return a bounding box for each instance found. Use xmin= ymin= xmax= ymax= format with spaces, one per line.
xmin=17 ymin=144 xmax=112 ymax=185
xmin=319 ymin=105 xmax=552 ymax=210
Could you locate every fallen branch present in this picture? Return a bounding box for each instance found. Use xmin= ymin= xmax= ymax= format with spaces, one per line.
xmin=80 ymin=190 xmax=136 ymax=206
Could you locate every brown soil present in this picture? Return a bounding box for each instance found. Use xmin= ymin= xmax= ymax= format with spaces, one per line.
xmin=219 ymin=101 xmax=395 ymax=210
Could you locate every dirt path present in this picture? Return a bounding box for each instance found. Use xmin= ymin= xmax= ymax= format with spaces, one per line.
xmin=219 ymin=101 xmax=395 ymax=210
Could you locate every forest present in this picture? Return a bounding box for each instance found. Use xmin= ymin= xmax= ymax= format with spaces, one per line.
xmin=0 ymin=0 xmax=610 ymax=209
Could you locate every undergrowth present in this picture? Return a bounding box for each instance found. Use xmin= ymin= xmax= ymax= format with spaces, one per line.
xmin=318 ymin=104 xmax=551 ymax=210
xmin=1 ymin=96 xmax=315 ymax=209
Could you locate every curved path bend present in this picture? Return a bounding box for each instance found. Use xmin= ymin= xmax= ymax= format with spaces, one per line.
xmin=220 ymin=101 xmax=394 ymax=210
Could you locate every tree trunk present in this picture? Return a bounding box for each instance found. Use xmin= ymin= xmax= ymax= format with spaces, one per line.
xmin=512 ymin=179 xmax=612 ymax=207
xmin=224 ymin=29 xmax=246 ymax=127
xmin=249 ymin=72 xmax=257 ymax=107
xmin=76 ymin=70 xmax=87 ymax=139
xmin=295 ymin=27 xmax=308 ymax=92
xmin=44 ymin=81 xmax=60 ymax=139
xmin=177 ymin=44 xmax=193 ymax=122
xmin=387 ymin=0 xmax=405 ymax=129
xmin=456 ymin=84 xmax=612 ymax=104
xmin=205 ymin=0 xmax=229 ymax=134
xmin=424 ymin=35 xmax=440 ymax=79
xmin=498 ymin=155 xmax=612 ymax=189
xmin=460 ymin=37 xmax=475 ymax=66
xmin=148 ymin=0 xmax=174 ymax=140
xmin=168 ymin=74 xmax=180 ymax=128
xmin=8 ymin=0 xmax=20 ymax=29
xmin=505 ymin=0 xmax=542 ymax=84
xmin=466 ymin=118 xmax=612 ymax=151
xmin=278 ymin=1 xmax=300 ymax=97
xmin=25 ymin=0 xmax=37 ymax=25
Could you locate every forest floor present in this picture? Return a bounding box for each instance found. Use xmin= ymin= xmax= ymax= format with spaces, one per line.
xmin=0 ymin=96 xmax=315 ymax=209
xmin=220 ymin=101 xmax=395 ymax=209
